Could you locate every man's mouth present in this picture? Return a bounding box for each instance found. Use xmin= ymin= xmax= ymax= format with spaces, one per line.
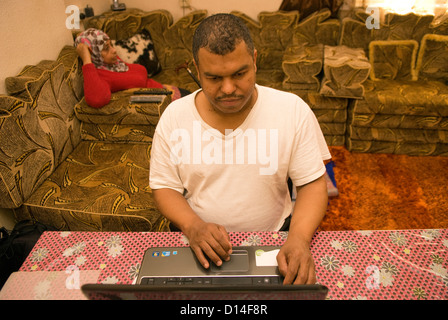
xmin=217 ymin=95 xmax=243 ymax=103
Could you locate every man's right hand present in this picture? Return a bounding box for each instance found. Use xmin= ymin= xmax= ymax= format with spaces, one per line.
xmin=183 ymin=220 xmax=233 ymax=269
xmin=152 ymin=188 xmax=232 ymax=269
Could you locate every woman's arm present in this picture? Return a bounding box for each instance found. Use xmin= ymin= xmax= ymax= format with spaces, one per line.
xmin=76 ymin=43 xmax=112 ymax=108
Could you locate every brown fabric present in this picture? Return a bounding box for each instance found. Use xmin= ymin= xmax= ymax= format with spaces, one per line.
xmin=282 ymin=44 xmax=323 ymax=91
xmin=416 ymin=34 xmax=448 ymax=82
xmin=346 ymin=79 xmax=448 ymax=156
xmin=17 ymin=141 xmax=169 ymax=232
xmin=369 ymin=40 xmax=419 ymax=81
xmin=279 ymin=0 xmax=343 ymax=19
xmin=340 ymin=11 xmax=447 ymax=52
xmin=319 ymin=45 xmax=371 ymax=99
xmin=291 ymin=9 xmax=340 ymax=46
xmin=0 ymin=62 xmax=82 ymax=208
xmin=321 ymin=146 xmax=448 ymax=231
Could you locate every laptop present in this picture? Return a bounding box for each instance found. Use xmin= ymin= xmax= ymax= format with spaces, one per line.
xmin=81 ymin=246 xmax=328 ymax=300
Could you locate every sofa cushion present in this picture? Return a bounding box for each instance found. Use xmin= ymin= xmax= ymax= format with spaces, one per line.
xmin=340 ymin=11 xmax=437 ymax=52
xmin=17 ymin=141 xmax=169 ymax=232
xmin=354 ymin=80 xmax=448 ymax=118
xmin=320 ymin=45 xmax=371 ymax=99
xmin=5 ymin=60 xmax=59 ymax=102
xmin=291 ymin=9 xmax=340 ymax=47
xmin=346 ymin=79 xmax=448 ymax=156
xmin=57 ymin=46 xmax=85 ymax=101
xmin=74 ymin=89 xmax=171 ymax=142
xmin=416 ymin=34 xmax=448 ymax=82
xmin=74 ymin=89 xmax=170 ymax=125
xmin=112 ymin=29 xmax=162 ymax=77
xmin=282 ymin=44 xmax=323 ymax=91
xmin=369 ymin=40 xmax=418 ymax=81
xmin=0 ymin=64 xmax=81 ymax=209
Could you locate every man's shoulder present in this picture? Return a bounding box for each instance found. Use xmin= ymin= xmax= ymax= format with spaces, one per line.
xmin=256 ymin=84 xmax=309 ymax=110
xmin=160 ymin=90 xmax=198 ymax=118
xmin=257 ymin=84 xmax=304 ymax=101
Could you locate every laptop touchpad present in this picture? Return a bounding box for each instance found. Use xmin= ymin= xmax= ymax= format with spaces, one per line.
xmin=210 ymin=249 xmax=249 ymax=273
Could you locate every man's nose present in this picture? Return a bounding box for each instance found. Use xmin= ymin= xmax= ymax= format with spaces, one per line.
xmin=221 ymin=78 xmax=236 ymax=95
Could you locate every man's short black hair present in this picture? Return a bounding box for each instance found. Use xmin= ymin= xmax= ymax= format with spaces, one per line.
xmin=193 ymin=13 xmax=255 ymax=64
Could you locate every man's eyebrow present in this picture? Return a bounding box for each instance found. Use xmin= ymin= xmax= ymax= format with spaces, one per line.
xmin=204 ymin=64 xmax=250 ymax=77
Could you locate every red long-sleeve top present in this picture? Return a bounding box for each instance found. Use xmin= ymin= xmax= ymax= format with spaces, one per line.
xmin=82 ymin=62 xmax=164 ymax=108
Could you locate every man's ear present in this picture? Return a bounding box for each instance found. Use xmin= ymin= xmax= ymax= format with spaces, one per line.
xmin=253 ymin=49 xmax=258 ymax=73
xmin=193 ymin=59 xmax=201 ymax=81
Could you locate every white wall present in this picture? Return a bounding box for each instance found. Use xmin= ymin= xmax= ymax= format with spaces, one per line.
xmin=0 ymin=0 xmax=284 ymax=95
xmin=0 ymin=0 xmax=74 ymax=95
xmin=64 ymin=0 xmax=283 ymax=24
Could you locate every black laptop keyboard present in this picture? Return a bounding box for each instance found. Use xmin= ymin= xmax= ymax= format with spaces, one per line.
xmin=140 ymin=276 xmax=281 ymax=286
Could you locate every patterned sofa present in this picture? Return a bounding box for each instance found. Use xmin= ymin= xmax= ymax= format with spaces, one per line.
xmin=0 ymin=8 xmax=447 ymax=231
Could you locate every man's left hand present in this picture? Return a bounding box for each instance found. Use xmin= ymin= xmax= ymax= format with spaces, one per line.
xmin=276 ymin=237 xmax=316 ymax=285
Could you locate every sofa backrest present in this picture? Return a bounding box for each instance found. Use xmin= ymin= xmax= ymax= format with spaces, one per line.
xmin=84 ymin=9 xmax=206 ymax=73
xmin=83 ymin=8 xmax=341 ymax=90
xmin=340 ymin=9 xmax=448 ymax=52
xmin=0 ymin=46 xmax=83 ymax=208
xmin=340 ymin=9 xmax=448 ymax=82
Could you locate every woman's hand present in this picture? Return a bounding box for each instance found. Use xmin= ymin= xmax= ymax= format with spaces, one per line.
xmin=76 ymin=42 xmax=92 ymax=65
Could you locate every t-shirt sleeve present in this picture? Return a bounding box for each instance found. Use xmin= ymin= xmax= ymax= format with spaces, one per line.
xmin=149 ymin=110 xmax=185 ymax=194
xmin=288 ymin=104 xmax=330 ymax=187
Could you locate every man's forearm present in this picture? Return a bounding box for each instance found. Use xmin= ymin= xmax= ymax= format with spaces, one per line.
xmin=153 ymin=188 xmax=232 ymax=268
xmin=153 ymin=188 xmax=202 ymax=232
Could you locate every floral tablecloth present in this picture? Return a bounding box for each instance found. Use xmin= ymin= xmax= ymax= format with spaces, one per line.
xmin=0 ymin=229 xmax=447 ymax=300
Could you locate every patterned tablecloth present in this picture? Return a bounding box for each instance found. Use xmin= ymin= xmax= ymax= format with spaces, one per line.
xmin=0 ymin=229 xmax=447 ymax=300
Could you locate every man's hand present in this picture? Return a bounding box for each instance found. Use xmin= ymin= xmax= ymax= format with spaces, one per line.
xmin=183 ymin=220 xmax=232 ymax=269
xmin=276 ymin=236 xmax=316 ymax=285
xmin=276 ymin=174 xmax=327 ymax=284
xmin=153 ymin=188 xmax=233 ymax=269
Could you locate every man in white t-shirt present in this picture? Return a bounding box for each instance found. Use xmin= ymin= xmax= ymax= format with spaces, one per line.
xmin=149 ymin=13 xmax=331 ymax=285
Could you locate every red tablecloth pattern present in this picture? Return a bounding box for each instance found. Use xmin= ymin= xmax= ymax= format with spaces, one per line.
xmin=1 ymin=229 xmax=447 ymax=300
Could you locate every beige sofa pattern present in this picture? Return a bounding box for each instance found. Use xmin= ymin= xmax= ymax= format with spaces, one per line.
xmin=0 ymin=8 xmax=447 ymax=232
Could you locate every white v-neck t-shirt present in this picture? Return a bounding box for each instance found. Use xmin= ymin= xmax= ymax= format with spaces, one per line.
xmin=149 ymin=85 xmax=331 ymax=231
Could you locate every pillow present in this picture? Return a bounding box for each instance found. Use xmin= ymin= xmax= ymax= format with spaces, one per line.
xmin=416 ymin=34 xmax=448 ymax=82
xmin=112 ymin=29 xmax=162 ymax=77
xmin=369 ymin=40 xmax=418 ymax=81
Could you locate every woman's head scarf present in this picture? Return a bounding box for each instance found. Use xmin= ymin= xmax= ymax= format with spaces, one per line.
xmin=74 ymin=28 xmax=128 ymax=72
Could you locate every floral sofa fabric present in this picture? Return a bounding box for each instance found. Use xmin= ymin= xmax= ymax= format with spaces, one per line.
xmin=0 ymin=8 xmax=447 ymax=232
xmin=340 ymin=10 xmax=448 ymax=156
xmin=0 ymin=45 xmax=170 ymax=231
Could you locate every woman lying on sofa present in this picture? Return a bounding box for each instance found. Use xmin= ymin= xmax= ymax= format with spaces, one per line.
xmin=75 ymin=28 xmax=186 ymax=108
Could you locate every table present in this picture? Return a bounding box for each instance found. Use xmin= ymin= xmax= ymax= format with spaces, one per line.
xmin=0 ymin=229 xmax=447 ymax=300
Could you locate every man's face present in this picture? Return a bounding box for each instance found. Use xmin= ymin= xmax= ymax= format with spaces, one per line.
xmin=195 ymin=41 xmax=257 ymax=115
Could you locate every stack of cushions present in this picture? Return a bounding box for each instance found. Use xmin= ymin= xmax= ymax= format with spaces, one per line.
xmin=279 ymin=9 xmax=348 ymax=147
xmin=346 ymin=34 xmax=448 ymax=156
